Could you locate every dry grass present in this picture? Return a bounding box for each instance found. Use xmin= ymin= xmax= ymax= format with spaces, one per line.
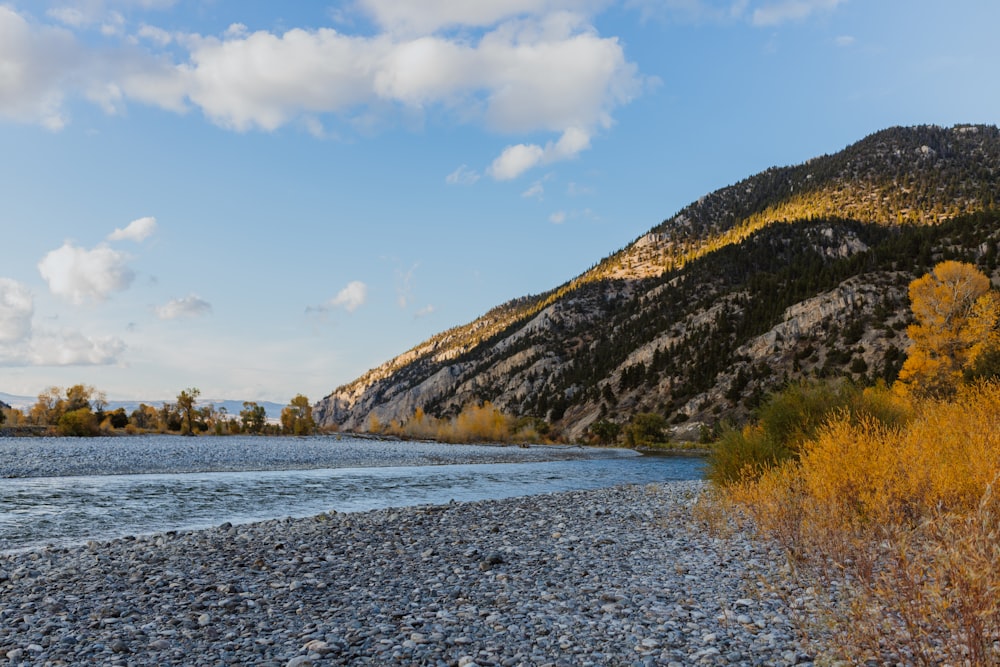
xmin=727 ymin=382 xmax=1000 ymax=665
xmin=378 ymin=402 xmax=544 ymax=444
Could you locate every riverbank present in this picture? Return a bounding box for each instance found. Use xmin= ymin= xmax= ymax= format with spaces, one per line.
xmin=0 ymin=481 xmax=826 ymax=666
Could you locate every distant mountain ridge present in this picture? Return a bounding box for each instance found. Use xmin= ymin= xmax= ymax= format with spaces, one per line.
xmin=326 ymin=126 xmax=996 ymax=438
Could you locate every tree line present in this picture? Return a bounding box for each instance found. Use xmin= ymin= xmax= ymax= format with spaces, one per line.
xmin=1 ymin=386 xmax=317 ymax=437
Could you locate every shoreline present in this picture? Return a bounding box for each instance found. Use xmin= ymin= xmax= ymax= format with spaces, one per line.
xmin=0 ymin=481 xmax=826 ymax=666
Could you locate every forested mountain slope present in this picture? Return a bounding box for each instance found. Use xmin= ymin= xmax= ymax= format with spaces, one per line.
xmin=314 ymin=125 xmax=1000 ymax=440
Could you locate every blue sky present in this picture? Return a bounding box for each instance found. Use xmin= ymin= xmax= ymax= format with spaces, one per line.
xmin=1 ymin=0 xmax=998 ymax=405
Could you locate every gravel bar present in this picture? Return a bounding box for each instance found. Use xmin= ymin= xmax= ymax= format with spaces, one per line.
xmin=0 ymin=436 xmax=635 ymax=479
xmin=0 ymin=481 xmax=828 ymax=666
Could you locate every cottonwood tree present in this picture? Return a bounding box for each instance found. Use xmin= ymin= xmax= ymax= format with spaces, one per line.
xmin=176 ymin=387 xmax=201 ymax=435
xmin=241 ymin=401 xmax=267 ymax=434
xmin=896 ymin=261 xmax=1000 ymax=397
xmin=280 ymin=394 xmax=315 ymax=435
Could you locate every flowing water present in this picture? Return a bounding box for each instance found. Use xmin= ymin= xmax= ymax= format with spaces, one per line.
xmin=0 ymin=453 xmax=703 ymax=553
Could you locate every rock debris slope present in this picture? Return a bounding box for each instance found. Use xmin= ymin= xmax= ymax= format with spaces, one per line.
xmin=315 ymin=124 xmax=1000 ymax=439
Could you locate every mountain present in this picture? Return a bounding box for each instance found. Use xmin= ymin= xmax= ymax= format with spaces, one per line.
xmin=315 ymin=124 xmax=1000 ymax=440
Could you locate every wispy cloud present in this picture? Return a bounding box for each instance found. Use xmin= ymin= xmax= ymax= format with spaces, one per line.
xmin=316 ymin=280 xmax=368 ymax=313
xmin=155 ymin=294 xmax=212 ymax=320
xmin=108 ymin=216 xmax=158 ymax=242
xmin=750 ymin=0 xmax=845 ymax=27
xmin=446 ymin=164 xmax=480 ymax=186
xmin=521 ymin=181 xmax=545 ymax=199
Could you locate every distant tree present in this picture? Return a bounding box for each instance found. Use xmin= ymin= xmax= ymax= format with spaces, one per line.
xmin=64 ymin=384 xmax=94 ymax=412
xmin=590 ymin=420 xmax=622 ymax=445
xmin=240 ymin=401 xmax=267 ymax=434
xmin=896 ymin=261 xmax=1000 ymax=397
xmin=108 ymin=408 xmax=129 ymax=429
xmin=58 ymin=408 xmax=99 ymax=436
xmin=624 ymin=412 xmax=668 ymax=448
xmin=176 ymin=388 xmax=201 ymax=435
xmin=30 ymin=386 xmax=63 ymax=425
xmin=280 ymin=394 xmax=315 ymax=436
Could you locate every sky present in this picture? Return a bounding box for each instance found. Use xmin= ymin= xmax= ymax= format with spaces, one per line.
xmin=1 ymin=0 xmax=999 ymax=405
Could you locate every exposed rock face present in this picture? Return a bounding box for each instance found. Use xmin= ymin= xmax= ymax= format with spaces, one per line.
xmin=315 ymin=125 xmax=1000 ymax=438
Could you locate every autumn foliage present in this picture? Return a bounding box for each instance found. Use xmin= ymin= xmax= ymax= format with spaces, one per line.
xmin=896 ymin=260 xmax=1000 ymax=397
xmin=714 ymin=261 xmax=1000 ymax=665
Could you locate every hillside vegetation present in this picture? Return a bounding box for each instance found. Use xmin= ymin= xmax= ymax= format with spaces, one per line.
xmin=714 ymin=260 xmax=999 ymax=665
xmin=314 ymin=124 xmax=1000 ymax=441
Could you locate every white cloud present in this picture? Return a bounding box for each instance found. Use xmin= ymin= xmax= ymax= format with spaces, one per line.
xmin=0 ymin=279 xmax=34 ymax=344
xmin=108 ymin=216 xmax=158 ymax=242
xmin=415 ymin=304 xmax=436 ymax=318
xmin=834 ymin=34 xmax=855 ymax=47
xmin=0 ymin=278 xmax=126 ymax=367
xmin=0 ymin=7 xmax=80 ymax=130
xmin=47 ymin=7 xmax=89 ymax=27
xmin=38 ymin=242 xmax=135 ymax=304
xmin=138 ymin=23 xmax=174 ymax=45
xmin=328 ymin=281 xmax=368 ymax=312
xmin=0 ymin=5 xmax=643 ymax=177
xmin=549 ymin=210 xmax=567 ymax=224
xmin=489 ymin=127 xmax=591 ymax=180
xmin=750 ymin=0 xmax=844 ymax=26
xmin=446 ymin=164 xmax=481 ymax=186
xmin=155 ymin=294 xmax=212 ymax=320
xmin=23 ymin=330 xmax=126 ymax=366
xmin=489 ymin=143 xmax=546 ymax=180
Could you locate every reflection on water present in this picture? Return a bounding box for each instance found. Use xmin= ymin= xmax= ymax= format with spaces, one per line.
xmin=0 ymin=456 xmax=703 ymax=553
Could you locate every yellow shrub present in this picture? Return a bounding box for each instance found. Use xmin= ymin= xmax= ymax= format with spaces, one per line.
xmin=729 ymin=381 xmax=1000 ymax=665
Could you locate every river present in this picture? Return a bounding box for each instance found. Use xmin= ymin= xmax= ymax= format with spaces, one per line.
xmin=0 ymin=437 xmax=703 ymax=553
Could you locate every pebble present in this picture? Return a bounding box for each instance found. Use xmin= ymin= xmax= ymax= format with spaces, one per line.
xmin=0 ymin=481 xmax=830 ymax=665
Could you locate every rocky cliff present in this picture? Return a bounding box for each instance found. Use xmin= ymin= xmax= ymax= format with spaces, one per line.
xmin=315 ymin=125 xmax=1000 ymax=440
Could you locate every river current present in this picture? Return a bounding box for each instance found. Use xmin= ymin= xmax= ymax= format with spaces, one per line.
xmin=1 ymin=441 xmax=703 ymax=553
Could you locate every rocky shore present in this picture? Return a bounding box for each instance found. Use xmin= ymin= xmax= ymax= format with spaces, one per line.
xmin=0 ymin=481 xmax=826 ymax=666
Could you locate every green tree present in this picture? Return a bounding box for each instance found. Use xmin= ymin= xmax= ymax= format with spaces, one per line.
xmin=241 ymin=401 xmax=267 ymax=434
xmin=176 ymin=387 xmax=201 ymax=435
xmin=590 ymin=420 xmax=622 ymax=445
xmin=280 ymin=394 xmax=315 ymax=435
xmin=624 ymin=412 xmax=668 ymax=447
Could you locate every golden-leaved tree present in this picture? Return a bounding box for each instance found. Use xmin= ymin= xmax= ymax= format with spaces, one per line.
xmin=896 ymin=260 xmax=1000 ymax=397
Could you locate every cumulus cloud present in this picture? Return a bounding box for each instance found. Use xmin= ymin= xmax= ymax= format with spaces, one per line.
xmin=0 ymin=7 xmax=81 ymax=130
xmin=489 ymin=127 xmax=591 ymax=180
xmin=0 ymin=278 xmax=126 ymax=366
xmin=1 ymin=4 xmax=643 ymax=177
xmin=38 ymin=242 xmax=135 ymax=304
xmin=445 ymin=164 xmax=481 ymax=186
xmin=0 ymin=279 xmax=34 ymax=344
xmin=155 ymin=294 xmax=212 ymax=320
xmin=108 ymin=216 xmax=158 ymax=242
xmin=23 ymin=330 xmax=126 ymax=366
